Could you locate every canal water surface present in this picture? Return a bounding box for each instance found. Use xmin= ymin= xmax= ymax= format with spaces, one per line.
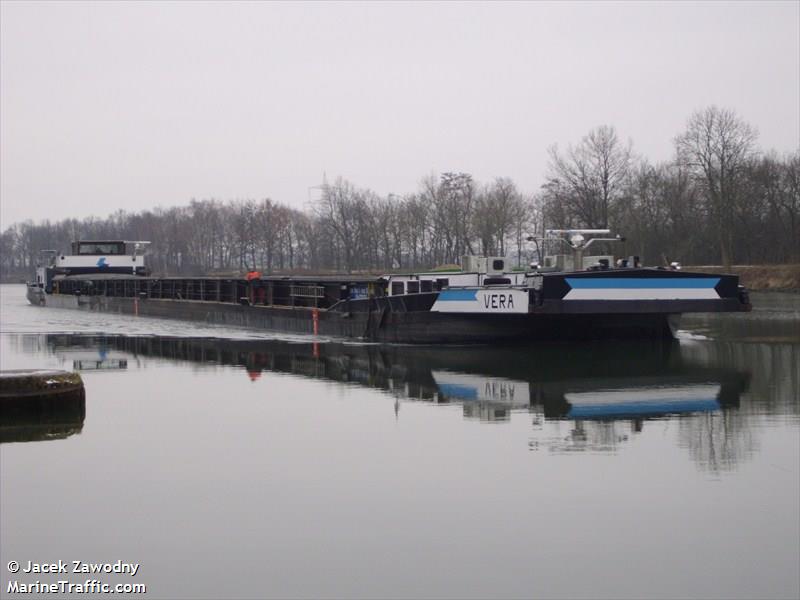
xmin=1 ymin=284 xmax=798 ymax=599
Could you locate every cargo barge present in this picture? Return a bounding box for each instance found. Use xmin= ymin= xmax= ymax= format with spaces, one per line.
xmin=26 ymin=232 xmax=751 ymax=343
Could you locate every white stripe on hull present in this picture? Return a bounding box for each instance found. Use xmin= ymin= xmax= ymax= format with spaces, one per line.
xmin=565 ymin=385 xmax=722 ymax=405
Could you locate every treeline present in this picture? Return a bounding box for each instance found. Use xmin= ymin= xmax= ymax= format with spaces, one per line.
xmin=1 ymin=106 xmax=797 ymax=280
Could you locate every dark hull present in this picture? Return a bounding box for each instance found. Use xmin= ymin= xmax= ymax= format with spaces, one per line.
xmin=37 ymin=292 xmax=675 ymax=343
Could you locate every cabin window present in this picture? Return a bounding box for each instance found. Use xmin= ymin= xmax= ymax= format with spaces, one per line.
xmin=420 ymin=280 xmax=433 ymax=293
xmin=407 ymin=281 xmax=420 ymax=294
xmin=391 ymin=281 xmax=404 ymax=295
xmin=77 ymin=242 xmax=125 ymax=255
xmin=492 ymin=259 xmax=505 ymax=271
xmin=348 ymin=285 xmax=368 ymax=299
xmin=435 ymin=278 xmax=449 ymax=290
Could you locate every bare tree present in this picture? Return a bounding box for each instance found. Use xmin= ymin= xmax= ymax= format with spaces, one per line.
xmin=313 ymin=178 xmax=368 ymax=272
xmin=546 ymin=125 xmax=632 ymax=229
xmin=4 ymin=132 xmax=798 ymax=283
xmin=398 ymin=193 xmax=429 ymax=268
xmin=676 ymin=106 xmax=757 ymax=268
xmin=783 ymin=152 xmax=800 ymax=261
xmin=439 ymin=172 xmax=476 ymax=262
xmin=473 ymin=177 xmax=521 ymax=256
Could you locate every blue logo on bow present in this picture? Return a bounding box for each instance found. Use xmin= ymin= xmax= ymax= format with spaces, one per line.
xmin=96 ymin=257 xmax=108 ymax=268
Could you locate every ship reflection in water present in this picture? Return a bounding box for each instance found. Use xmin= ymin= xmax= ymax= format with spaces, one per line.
xmin=30 ymin=333 xmax=753 ymax=463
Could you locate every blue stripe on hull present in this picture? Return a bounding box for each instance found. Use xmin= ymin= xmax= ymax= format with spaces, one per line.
xmin=437 ymin=383 xmax=479 ymax=400
xmin=566 ymin=277 xmax=720 ymax=289
xmin=437 ymin=289 xmax=478 ymax=301
xmin=567 ymin=398 xmax=720 ymax=418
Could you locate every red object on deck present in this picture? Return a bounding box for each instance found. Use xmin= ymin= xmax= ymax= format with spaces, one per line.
xmin=246 ymin=271 xmax=261 ymax=281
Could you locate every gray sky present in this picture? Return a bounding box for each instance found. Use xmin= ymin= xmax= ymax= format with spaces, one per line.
xmin=1 ymin=1 xmax=798 ymax=228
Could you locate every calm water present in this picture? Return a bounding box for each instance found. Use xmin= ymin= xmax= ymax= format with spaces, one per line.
xmin=1 ymin=283 xmax=798 ymax=599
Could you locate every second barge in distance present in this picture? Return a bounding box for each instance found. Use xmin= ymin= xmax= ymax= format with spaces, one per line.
xmin=26 ymin=232 xmax=751 ymax=343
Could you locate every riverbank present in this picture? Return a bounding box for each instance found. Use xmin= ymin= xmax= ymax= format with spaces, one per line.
xmin=691 ymin=264 xmax=800 ymax=291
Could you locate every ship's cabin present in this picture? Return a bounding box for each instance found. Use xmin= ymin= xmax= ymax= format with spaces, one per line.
xmin=385 ymin=256 xmax=528 ymax=296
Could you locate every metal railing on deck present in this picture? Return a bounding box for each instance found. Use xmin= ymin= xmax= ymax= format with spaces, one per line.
xmin=290 ymin=285 xmax=324 ymax=298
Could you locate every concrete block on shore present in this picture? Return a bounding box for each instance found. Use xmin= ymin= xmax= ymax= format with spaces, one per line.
xmin=0 ymin=370 xmax=86 ymax=443
xmin=0 ymin=369 xmax=83 ymax=398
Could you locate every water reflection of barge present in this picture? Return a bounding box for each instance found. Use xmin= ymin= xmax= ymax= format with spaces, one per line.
xmin=43 ymin=334 xmax=748 ymax=424
xmin=27 ymin=236 xmax=751 ymax=343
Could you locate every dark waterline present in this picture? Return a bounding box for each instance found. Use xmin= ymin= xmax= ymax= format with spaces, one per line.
xmin=1 ymin=284 xmax=798 ymax=599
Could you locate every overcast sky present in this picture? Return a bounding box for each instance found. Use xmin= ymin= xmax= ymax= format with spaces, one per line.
xmin=1 ymin=1 xmax=798 ymax=227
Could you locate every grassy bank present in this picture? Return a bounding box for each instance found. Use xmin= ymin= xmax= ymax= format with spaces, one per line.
xmin=691 ymin=264 xmax=800 ymax=291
